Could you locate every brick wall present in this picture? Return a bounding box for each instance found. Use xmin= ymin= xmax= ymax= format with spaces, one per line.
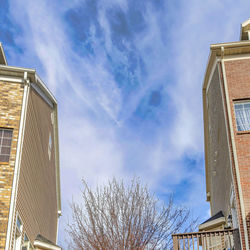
xmin=224 ymin=59 xmax=250 ymax=248
xmin=0 ymin=81 xmax=24 ymax=249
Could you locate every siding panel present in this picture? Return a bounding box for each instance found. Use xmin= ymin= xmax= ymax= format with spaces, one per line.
xmin=207 ymin=65 xmax=233 ymax=216
xmin=15 ymin=88 xmax=58 ymax=245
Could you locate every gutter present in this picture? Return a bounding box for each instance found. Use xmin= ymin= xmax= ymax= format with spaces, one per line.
xmin=211 ymin=40 xmax=250 ymax=50
xmin=33 ymin=240 xmax=61 ymax=250
xmin=202 ymin=50 xmax=217 ymax=201
xmin=0 ymin=64 xmax=35 ymax=75
xmin=53 ymin=102 xmax=61 ymax=244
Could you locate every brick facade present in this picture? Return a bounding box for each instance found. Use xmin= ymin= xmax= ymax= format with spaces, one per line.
xmin=0 ymin=81 xmax=24 ymax=249
xmin=224 ymin=59 xmax=250 ymax=248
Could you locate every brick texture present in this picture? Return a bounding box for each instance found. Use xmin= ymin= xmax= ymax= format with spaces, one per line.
xmin=224 ymin=59 xmax=250 ymax=249
xmin=0 ymin=81 xmax=24 ymax=249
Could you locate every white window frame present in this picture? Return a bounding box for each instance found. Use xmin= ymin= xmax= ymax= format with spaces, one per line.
xmin=234 ymin=100 xmax=250 ymax=131
xmin=14 ymin=214 xmax=23 ymax=250
xmin=22 ymin=233 xmax=34 ymax=250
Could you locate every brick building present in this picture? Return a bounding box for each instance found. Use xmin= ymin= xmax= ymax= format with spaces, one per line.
xmin=172 ymin=19 xmax=250 ymax=250
xmin=0 ymin=43 xmax=61 ymax=249
xmin=201 ymin=19 xmax=250 ymax=250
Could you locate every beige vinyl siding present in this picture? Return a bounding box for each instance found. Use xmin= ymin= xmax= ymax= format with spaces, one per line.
xmin=206 ymin=65 xmax=233 ymax=216
xmin=15 ymin=88 xmax=58 ymax=246
xmin=207 ymin=66 xmax=232 ymax=216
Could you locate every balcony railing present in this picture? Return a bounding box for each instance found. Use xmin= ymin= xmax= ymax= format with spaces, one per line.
xmin=172 ymin=228 xmax=240 ymax=250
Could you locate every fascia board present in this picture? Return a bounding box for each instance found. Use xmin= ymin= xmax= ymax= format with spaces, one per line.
xmin=53 ymin=103 xmax=61 ymax=215
xmin=203 ymin=88 xmax=210 ymax=199
xmin=35 ymin=75 xmax=57 ymax=104
xmin=210 ymin=40 xmax=250 ymax=49
xmin=241 ymin=18 xmax=250 ymax=28
xmin=199 ymin=217 xmax=225 ymax=231
xmin=0 ymin=64 xmax=35 ymax=74
xmin=210 ymin=41 xmax=250 ymax=57
xmin=202 ymin=50 xmax=217 ymax=198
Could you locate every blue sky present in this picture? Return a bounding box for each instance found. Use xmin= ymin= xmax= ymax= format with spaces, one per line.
xmin=2 ymin=0 xmax=250 ymax=247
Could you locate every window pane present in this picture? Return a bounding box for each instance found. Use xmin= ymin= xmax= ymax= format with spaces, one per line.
xmin=3 ymin=130 xmax=13 ymax=138
xmin=244 ymin=103 xmax=250 ymax=108
xmin=16 ymin=216 xmax=22 ymax=230
xmin=1 ymin=147 xmax=11 ymax=155
xmin=234 ymin=102 xmax=250 ymax=131
xmin=0 ymin=129 xmax=13 ymax=162
xmin=24 ymin=234 xmax=28 ymax=242
xmin=0 ymin=155 xmax=9 ymax=162
xmin=2 ymin=138 xmax=12 ymax=147
xmin=234 ymin=104 xmax=242 ymax=109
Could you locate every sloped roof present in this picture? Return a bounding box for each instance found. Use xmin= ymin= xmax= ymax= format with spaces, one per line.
xmin=199 ymin=211 xmax=225 ymax=231
xmin=200 ymin=211 xmax=224 ymax=225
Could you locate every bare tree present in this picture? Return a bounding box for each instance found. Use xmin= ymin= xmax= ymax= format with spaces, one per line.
xmin=67 ymin=178 xmax=196 ymax=249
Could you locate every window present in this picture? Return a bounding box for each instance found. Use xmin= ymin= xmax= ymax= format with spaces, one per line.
xmin=0 ymin=128 xmax=13 ymax=162
xmin=234 ymin=102 xmax=250 ymax=131
xmin=22 ymin=233 xmax=34 ymax=250
xmin=48 ymin=132 xmax=52 ymax=160
xmin=14 ymin=216 xmax=22 ymax=250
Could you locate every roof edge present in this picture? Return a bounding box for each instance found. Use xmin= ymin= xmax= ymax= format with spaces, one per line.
xmin=33 ymin=240 xmax=61 ymax=250
xmin=199 ymin=217 xmax=225 ymax=231
xmin=210 ymin=40 xmax=250 ymax=51
xmin=202 ymin=50 xmax=217 ymax=199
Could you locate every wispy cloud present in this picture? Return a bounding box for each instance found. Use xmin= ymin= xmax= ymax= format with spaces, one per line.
xmin=3 ymin=0 xmax=250 ymax=247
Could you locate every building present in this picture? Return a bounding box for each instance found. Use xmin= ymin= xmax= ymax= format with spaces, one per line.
xmin=0 ymin=43 xmax=61 ymax=249
xmin=172 ymin=19 xmax=250 ymax=250
xmin=202 ymin=19 xmax=250 ymax=250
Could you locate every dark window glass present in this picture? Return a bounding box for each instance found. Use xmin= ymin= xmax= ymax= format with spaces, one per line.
xmin=0 ymin=128 xmax=13 ymax=162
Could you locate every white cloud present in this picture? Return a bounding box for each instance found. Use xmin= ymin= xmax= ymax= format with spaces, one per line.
xmin=7 ymin=0 xmax=250 ymax=247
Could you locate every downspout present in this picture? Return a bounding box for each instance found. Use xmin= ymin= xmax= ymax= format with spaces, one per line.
xmin=5 ymin=72 xmax=30 ymax=250
xmin=220 ymin=47 xmax=249 ymax=250
xmin=53 ymin=103 xmax=61 ymax=244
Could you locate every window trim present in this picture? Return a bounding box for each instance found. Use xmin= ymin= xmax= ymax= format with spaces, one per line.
xmin=233 ymin=100 xmax=250 ymax=133
xmin=14 ymin=214 xmax=23 ymax=250
xmin=22 ymin=233 xmax=34 ymax=250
